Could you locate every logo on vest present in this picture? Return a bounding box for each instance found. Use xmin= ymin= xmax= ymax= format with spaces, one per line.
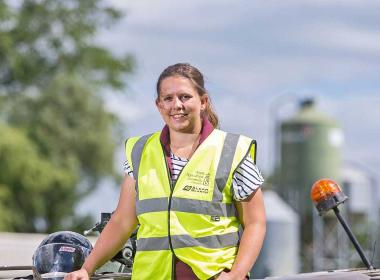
xmin=186 ymin=171 xmax=210 ymax=186
xmin=182 ymin=185 xmax=208 ymax=194
xmin=203 ymin=174 xmax=210 ymax=186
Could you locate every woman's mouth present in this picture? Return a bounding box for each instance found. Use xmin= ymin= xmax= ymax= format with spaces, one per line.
xmin=170 ymin=113 xmax=188 ymax=120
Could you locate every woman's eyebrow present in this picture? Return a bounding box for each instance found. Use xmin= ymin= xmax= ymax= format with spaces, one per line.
xmin=160 ymin=92 xmax=172 ymax=97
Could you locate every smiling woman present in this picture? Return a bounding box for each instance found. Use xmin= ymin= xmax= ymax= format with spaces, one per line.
xmin=65 ymin=63 xmax=266 ymax=280
xmin=156 ymin=76 xmax=205 ymax=136
xmin=156 ymin=63 xmax=219 ymax=128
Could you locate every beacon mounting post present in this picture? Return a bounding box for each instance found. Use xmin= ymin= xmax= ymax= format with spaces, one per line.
xmin=310 ymin=178 xmax=374 ymax=270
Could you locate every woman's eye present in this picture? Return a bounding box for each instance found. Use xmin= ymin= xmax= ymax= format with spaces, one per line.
xmin=180 ymin=95 xmax=191 ymax=101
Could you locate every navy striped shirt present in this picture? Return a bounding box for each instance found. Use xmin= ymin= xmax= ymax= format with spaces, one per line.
xmin=123 ymin=153 xmax=264 ymax=201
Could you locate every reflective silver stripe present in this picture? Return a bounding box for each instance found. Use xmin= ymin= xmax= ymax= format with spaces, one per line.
xmin=137 ymin=231 xmax=239 ymax=251
xmin=172 ymin=231 xmax=239 ymax=249
xmin=136 ymin=197 xmax=236 ymax=217
xmin=136 ymin=197 xmax=168 ymax=215
xmin=131 ymin=133 xmax=153 ymax=198
xmin=171 ymin=197 xmax=236 ymax=217
xmin=213 ymin=133 xmax=240 ymax=202
xmin=137 ymin=236 xmax=170 ymax=251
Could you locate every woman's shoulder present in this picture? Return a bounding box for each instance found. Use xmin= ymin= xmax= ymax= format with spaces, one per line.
xmin=125 ymin=131 xmax=161 ymax=145
xmin=125 ymin=131 xmax=161 ymax=140
xmin=213 ymin=129 xmax=256 ymax=142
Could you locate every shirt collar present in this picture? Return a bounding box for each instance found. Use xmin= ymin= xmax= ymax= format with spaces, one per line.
xmin=160 ymin=118 xmax=214 ymax=156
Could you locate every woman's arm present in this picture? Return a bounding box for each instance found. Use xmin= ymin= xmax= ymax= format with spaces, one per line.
xmin=65 ymin=175 xmax=138 ymax=280
xmin=218 ymin=188 xmax=266 ymax=280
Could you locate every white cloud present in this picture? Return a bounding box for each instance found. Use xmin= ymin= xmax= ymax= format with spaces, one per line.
xmin=75 ymin=0 xmax=380 ymax=221
xmin=100 ymin=0 xmax=380 ymax=194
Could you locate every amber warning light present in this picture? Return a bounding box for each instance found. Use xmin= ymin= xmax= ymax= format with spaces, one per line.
xmin=310 ymin=178 xmax=348 ymax=215
xmin=310 ymin=178 xmax=374 ymax=270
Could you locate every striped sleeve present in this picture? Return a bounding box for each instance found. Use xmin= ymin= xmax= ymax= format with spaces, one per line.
xmin=123 ymin=159 xmax=134 ymax=179
xmin=232 ymin=154 xmax=264 ymax=201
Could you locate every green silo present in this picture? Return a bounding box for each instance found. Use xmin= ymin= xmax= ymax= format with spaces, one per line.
xmin=279 ymin=99 xmax=343 ymax=219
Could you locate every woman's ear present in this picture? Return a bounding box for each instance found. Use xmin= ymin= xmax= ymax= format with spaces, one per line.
xmin=201 ymin=94 xmax=209 ymax=111
xmin=155 ymin=97 xmax=162 ymax=109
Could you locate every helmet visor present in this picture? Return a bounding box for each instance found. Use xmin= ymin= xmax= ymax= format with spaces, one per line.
xmin=33 ymin=243 xmax=91 ymax=274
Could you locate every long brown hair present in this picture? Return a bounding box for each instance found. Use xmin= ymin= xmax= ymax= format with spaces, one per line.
xmin=156 ymin=63 xmax=219 ymax=128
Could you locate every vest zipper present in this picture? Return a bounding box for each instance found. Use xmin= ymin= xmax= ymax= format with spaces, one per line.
xmin=161 ymin=144 xmax=189 ymax=280
xmin=165 ymin=160 xmax=176 ymax=279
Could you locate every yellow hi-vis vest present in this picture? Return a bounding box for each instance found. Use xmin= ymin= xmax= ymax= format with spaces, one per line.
xmin=125 ymin=129 xmax=256 ymax=280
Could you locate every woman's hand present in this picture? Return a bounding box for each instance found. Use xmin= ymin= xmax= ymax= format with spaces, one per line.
xmin=216 ymin=271 xmax=246 ymax=280
xmin=64 ymin=268 xmax=89 ymax=280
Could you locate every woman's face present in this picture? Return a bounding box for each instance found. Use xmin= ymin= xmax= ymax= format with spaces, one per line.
xmin=156 ymin=76 xmax=207 ymax=134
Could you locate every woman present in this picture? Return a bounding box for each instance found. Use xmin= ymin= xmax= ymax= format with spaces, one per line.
xmin=65 ymin=63 xmax=266 ymax=280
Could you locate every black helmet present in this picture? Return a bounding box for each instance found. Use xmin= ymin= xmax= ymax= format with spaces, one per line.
xmin=33 ymin=231 xmax=93 ymax=275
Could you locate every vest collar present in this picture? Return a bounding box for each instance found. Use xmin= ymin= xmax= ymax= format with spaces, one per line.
xmin=160 ymin=118 xmax=214 ymax=156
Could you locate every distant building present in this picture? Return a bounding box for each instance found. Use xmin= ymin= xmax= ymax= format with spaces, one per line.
xmin=251 ymin=191 xmax=300 ymax=278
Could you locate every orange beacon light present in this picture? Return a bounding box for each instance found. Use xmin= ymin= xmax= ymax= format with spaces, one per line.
xmin=310 ymin=178 xmax=374 ymax=270
xmin=310 ymin=178 xmax=348 ymax=215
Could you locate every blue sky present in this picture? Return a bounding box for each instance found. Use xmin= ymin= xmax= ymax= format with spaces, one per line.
xmin=79 ymin=0 xmax=380 ymax=216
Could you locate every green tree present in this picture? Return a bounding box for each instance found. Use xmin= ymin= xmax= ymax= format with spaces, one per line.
xmin=0 ymin=0 xmax=133 ymax=93
xmin=0 ymin=122 xmax=76 ymax=232
xmin=0 ymin=0 xmax=134 ymax=232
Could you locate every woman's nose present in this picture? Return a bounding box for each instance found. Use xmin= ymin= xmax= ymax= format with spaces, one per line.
xmin=173 ymin=96 xmax=183 ymax=108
